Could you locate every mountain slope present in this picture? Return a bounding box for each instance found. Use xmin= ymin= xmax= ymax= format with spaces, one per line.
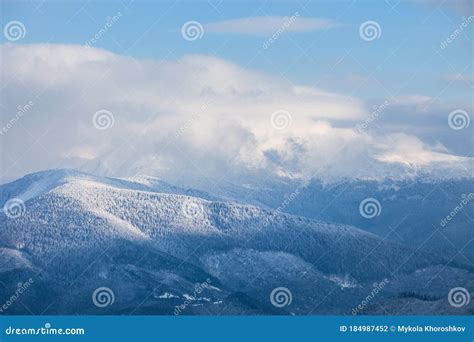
xmin=0 ymin=169 xmax=471 ymax=314
xmin=186 ymin=175 xmax=474 ymax=263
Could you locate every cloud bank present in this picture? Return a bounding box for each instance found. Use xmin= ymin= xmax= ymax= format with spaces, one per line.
xmin=0 ymin=43 xmax=471 ymax=185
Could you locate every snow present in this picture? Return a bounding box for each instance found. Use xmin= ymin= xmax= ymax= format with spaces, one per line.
xmin=327 ymin=274 xmax=358 ymax=289
xmin=158 ymin=292 xmax=179 ymax=299
xmin=0 ymin=248 xmax=33 ymax=272
xmin=0 ymin=168 xmax=472 ymax=315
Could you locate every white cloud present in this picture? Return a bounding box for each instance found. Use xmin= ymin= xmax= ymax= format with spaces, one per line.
xmin=390 ymin=95 xmax=432 ymax=106
xmin=0 ymin=43 xmax=471 ymax=185
xmin=375 ymin=133 xmax=469 ymax=165
xmin=444 ymin=73 xmax=474 ymax=84
xmin=204 ymin=16 xmax=334 ymax=35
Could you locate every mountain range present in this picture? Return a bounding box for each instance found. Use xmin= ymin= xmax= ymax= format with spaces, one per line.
xmin=0 ymin=169 xmax=472 ymax=315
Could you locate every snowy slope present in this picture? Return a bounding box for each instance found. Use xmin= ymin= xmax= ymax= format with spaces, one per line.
xmin=0 ymin=169 xmax=471 ymax=315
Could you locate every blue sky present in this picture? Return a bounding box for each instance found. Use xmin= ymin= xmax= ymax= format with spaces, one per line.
xmin=2 ymin=0 xmax=472 ymax=101
xmin=0 ymin=1 xmax=472 ymax=184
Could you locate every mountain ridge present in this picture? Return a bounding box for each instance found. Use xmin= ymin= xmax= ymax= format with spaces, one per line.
xmin=0 ymin=169 xmax=472 ymax=315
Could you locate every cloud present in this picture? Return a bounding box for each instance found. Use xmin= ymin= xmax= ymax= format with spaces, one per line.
xmin=0 ymin=43 xmax=471 ymax=185
xmin=374 ymin=133 xmax=468 ymax=165
xmin=204 ymin=15 xmax=334 ymax=36
xmin=443 ymin=73 xmax=474 ymax=85
xmin=389 ymin=95 xmax=432 ymax=106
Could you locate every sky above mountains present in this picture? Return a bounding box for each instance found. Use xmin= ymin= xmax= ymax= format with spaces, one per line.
xmin=0 ymin=0 xmax=472 ymax=184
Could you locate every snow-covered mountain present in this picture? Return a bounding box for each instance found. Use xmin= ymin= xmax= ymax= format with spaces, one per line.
xmin=163 ymin=173 xmax=474 ymax=263
xmin=235 ymin=177 xmax=474 ymax=263
xmin=0 ymin=169 xmax=472 ymax=315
